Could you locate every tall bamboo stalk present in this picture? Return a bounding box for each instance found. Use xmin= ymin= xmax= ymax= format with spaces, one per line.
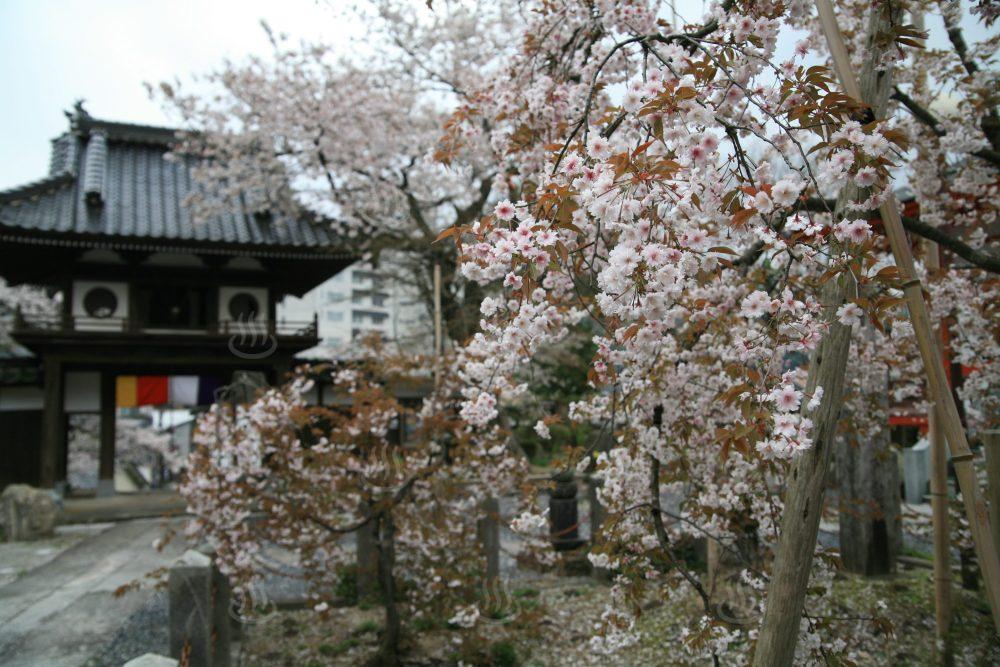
xmin=986 ymin=431 xmax=1000 ymax=569
xmin=813 ymin=0 xmax=1000 ymax=631
xmin=925 ymin=241 xmax=953 ymax=661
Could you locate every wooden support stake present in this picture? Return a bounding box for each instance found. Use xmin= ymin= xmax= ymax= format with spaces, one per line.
xmin=98 ymin=371 xmax=117 ymax=497
xmin=433 ymin=263 xmax=443 ymax=388
xmin=478 ymin=496 xmax=501 ymax=581
xmin=925 ymin=242 xmax=953 ymax=658
xmin=706 ymin=537 xmax=719 ymax=597
xmin=814 ymin=0 xmax=1000 ymax=631
xmin=986 ymin=431 xmax=1000 ymax=569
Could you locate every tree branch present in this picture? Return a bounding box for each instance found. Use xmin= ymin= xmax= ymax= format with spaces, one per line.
xmin=801 ymin=197 xmax=1000 ymax=274
xmin=942 ymin=9 xmax=1000 ymax=155
xmin=901 ymin=213 xmax=1000 ymax=274
xmin=891 ymin=88 xmax=1000 ymax=168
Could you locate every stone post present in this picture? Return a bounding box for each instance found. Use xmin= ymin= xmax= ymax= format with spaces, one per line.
xmin=587 ymin=476 xmax=604 ymax=542
xmin=549 ymin=472 xmax=585 ymax=551
xmin=837 ymin=423 xmax=902 ymax=576
xmin=222 ymin=371 xmax=267 ymax=405
xmin=169 ymin=550 xmax=230 ymax=667
xmin=169 ymin=550 xmax=213 ymax=666
xmin=903 ymin=439 xmax=931 ymax=504
xmin=356 ymin=516 xmax=379 ymax=601
xmin=0 ymin=485 xmax=57 ymax=541
xmin=587 ymin=476 xmax=610 ymax=580
xmin=478 ymin=496 xmax=501 ymax=581
xmin=211 ymin=563 xmax=231 ymax=667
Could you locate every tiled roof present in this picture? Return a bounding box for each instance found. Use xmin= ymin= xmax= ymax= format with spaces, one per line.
xmin=0 ymin=107 xmax=345 ymax=254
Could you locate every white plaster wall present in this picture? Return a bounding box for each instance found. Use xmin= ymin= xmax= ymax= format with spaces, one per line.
xmin=0 ymin=386 xmax=44 ymax=411
xmin=64 ymin=371 xmax=100 ymax=412
xmin=72 ymin=280 xmax=128 ymax=331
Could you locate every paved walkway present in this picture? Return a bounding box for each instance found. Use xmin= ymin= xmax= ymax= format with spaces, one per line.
xmin=0 ymin=517 xmax=188 ymax=667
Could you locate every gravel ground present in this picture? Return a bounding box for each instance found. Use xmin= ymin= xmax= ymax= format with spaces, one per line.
xmin=237 ymin=565 xmax=1000 ymax=666
xmin=85 ymin=591 xmax=169 ymax=667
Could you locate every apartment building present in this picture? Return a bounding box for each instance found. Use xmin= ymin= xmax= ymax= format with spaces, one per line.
xmin=279 ymin=262 xmax=432 ymax=358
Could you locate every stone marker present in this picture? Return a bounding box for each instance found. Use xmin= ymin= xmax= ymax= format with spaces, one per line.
xmin=587 ymin=476 xmax=604 ymax=542
xmin=210 ymin=562 xmax=232 ymax=667
xmin=220 ymin=371 xmax=267 ymax=405
xmin=356 ymin=517 xmax=379 ymax=601
xmin=123 ymin=653 xmax=179 ymax=667
xmin=549 ymin=472 xmax=586 ymax=551
xmin=587 ymin=476 xmax=610 ymax=580
xmin=1 ymin=484 xmax=58 ymax=541
xmin=478 ymin=496 xmax=501 ymax=580
xmin=837 ymin=431 xmax=902 ymax=575
xmin=169 ymin=549 xmax=231 ymax=667
xmin=902 ymin=438 xmax=931 ymax=504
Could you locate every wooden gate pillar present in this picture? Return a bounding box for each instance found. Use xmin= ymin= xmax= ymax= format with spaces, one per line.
xmin=97 ymin=371 xmax=116 ymax=497
xmin=39 ymin=357 xmax=65 ymax=489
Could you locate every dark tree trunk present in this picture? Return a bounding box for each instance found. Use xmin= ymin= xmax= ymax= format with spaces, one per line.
xmin=368 ymin=511 xmax=402 ymax=667
xmin=752 ymin=4 xmax=900 ymax=662
xmin=837 ymin=426 xmax=902 ymax=575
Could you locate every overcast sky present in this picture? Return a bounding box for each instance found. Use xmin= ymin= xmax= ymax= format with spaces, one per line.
xmin=0 ymin=1 xmax=989 ymax=191
xmin=0 ymin=0 xmax=351 ymax=189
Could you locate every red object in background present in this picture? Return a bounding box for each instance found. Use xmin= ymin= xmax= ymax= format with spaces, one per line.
xmin=137 ymin=376 xmax=169 ymax=405
xmin=889 ymin=414 xmax=928 ymax=431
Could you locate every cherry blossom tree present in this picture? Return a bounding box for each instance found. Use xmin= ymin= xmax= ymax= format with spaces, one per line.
xmin=0 ymin=279 xmax=58 ymax=353
xmin=438 ymin=0 xmax=997 ymax=661
xmin=155 ymin=1 xmax=520 ymax=343
xmin=181 ymin=344 xmax=545 ymax=665
xmin=158 ymin=0 xmax=997 ymax=660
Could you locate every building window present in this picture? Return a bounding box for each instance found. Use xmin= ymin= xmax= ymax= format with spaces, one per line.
xmin=82 ymin=287 xmax=118 ymax=318
xmin=227 ymin=292 xmax=260 ymax=321
xmin=351 ymin=289 xmax=388 ymax=306
xmin=352 ymin=270 xmax=383 ymax=287
xmin=326 ymin=291 xmax=344 ymax=303
xmin=139 ymin=285 xmax=210 ymax=328
xmin=326 ymin=311 xmax=344 ymax=322
xmin=352 ymin=310 xmax=389 ymax=325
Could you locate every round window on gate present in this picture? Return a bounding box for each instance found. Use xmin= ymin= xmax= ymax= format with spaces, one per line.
xmin=83 ymin=287 xmax=118 ymax=318
xmin=228 ymin=292 xmax=260 ymax=321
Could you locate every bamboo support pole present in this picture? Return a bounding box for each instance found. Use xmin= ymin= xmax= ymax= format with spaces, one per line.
xmin=814 ymin=0 xmax=1000 ymax=631
xmin=925 ymin=241 xmax=953 ymax=659
xmin=986 ymin=431 xmax=1000 ymax=566
xmin=929 ymin=396 xmax=953 ymax=656
xmin=433 ymin=263 xmax=443 ymax=389
xmin=706 ymin=537 xmax=719 ymax=597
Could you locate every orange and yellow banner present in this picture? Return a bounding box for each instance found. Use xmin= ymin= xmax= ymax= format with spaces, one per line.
xmin=115 ymin=376 xmax=138 ymax=408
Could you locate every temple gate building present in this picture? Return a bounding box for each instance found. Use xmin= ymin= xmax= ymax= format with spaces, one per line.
xmin=0 ymin=106 xmax=354 ymax=494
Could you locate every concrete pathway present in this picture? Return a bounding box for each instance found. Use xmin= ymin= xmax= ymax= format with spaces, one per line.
xmin=0 ymin=517 xmax=188 ymax=667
